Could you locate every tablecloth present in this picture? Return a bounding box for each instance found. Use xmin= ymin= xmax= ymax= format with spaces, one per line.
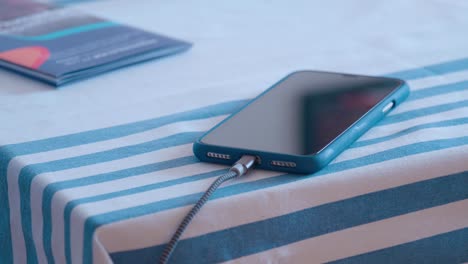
xmin=1 ymin=0 xmax=467 ymax=263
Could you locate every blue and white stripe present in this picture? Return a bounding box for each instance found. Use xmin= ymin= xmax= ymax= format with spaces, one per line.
xmin=1 ymin=58 xmax=468 ymax=264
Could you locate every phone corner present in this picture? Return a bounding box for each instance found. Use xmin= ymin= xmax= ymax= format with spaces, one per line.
xmin=192 ymin=140 xmax=205 ymax=161
xmin=395 ymin=82 xmax=411 ymax=104
xmin=288 ymin=154 xmax=324 ymax=175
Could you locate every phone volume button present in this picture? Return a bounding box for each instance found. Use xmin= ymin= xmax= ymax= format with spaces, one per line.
xmin=382 ymin=101 xmax=395 ymax=113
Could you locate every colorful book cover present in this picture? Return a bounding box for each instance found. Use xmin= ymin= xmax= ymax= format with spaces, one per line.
xmin=0 ymin=0 xmax=191 ymax=86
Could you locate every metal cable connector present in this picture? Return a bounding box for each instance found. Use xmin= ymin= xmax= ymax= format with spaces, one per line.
xmin=229 ymin=155 xmax=257 ymax=176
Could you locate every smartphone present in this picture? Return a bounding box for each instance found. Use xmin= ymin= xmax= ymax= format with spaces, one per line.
xmin=193 ymin=71 xmax=409 ymax=174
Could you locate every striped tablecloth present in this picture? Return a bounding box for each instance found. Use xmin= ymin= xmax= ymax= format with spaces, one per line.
xmin=1 ymin=1 xmax=467 ymax=263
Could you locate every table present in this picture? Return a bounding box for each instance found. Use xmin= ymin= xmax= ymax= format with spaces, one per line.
xmin=1 ymin=0 xmax=467 ymax=263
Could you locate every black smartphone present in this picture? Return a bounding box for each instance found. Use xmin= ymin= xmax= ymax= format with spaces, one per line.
xmin=194 ymin=71 xmax=409 ymax=174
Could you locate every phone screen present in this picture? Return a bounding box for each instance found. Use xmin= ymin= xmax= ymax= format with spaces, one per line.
xmin=201 ymin=71 xmax=403 ymax=155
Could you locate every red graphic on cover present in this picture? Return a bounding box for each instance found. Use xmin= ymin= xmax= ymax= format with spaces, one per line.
xmin=0 ymin=46 xmax=50 ymax=69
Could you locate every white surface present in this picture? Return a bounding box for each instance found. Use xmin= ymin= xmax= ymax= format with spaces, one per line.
xmin=1 ymin=0 xmax=468 ymax=142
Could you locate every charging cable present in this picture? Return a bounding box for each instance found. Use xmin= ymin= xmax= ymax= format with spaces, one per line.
xmin=159 ymin=155 xmax=257 ymax=264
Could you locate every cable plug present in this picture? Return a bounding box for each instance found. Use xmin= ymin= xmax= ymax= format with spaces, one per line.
xmin=229 ymin=155 xmax=257 ymax=176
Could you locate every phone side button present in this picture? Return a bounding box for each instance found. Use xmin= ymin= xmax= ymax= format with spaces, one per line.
xmin=382 ymin=101 xmax=395 ymax=113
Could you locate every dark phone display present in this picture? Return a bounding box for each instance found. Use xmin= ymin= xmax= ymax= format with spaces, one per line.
xmin=202 ymin=71 xmax=402 ymax=155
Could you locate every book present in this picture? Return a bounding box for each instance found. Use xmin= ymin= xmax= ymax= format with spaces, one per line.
xmin=0 ymin=1 xmax=191 ymax=86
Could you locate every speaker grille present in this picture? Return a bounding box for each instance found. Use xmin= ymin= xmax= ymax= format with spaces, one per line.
xmin=207 ymin=152 xmax=231 ymax=160
xmin=270 ymin=160 xmax=297 ymax=168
